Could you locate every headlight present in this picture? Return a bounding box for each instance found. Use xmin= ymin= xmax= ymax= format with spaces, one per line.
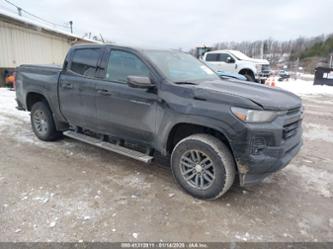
xmin=231 ymin=107 xmax=285 ymax=123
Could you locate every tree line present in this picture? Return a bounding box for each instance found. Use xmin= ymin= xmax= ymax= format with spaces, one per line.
xmin=208 ymin=33 xmax=333 ymax=72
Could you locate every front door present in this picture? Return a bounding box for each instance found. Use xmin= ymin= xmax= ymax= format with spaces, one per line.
xmin=95 ymin=49 xmax=158 ymax=144
xmin=218 ymin=53 xmax=236 ymax=73
xmin=205 ymin=53 xmax=236 ymax=73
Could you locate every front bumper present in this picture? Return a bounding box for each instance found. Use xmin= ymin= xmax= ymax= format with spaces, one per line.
xmin=231 ymin=107 xmax=303 ymax=186
xmin=239 ymin=136 xmax=302 ymax=185
xmin=255 ymin=64 xmax=271 ymax=81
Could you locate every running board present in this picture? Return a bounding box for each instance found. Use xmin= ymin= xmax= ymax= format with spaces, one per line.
xmin=63 ymin=131 xmax=153 ymax=163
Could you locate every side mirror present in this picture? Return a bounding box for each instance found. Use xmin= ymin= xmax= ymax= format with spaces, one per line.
xmin=227 ymin=57 xmax=235 ymax=63
xmin=127 ymin=76 xmax=153 ymax=88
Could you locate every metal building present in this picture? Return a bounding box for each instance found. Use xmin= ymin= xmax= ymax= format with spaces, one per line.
xmin=0 ymin=9 xmax=96 ymax=86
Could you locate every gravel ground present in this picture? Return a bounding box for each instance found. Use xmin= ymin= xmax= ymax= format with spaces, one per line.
xmin=0 ymin=88 xmax=332 ymax=242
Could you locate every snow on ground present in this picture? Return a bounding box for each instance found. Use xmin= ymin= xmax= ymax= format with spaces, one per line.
xmin=0 ymin=88 xmax=29 ymax=121
xmin=0 ymin=88 xmax=29 ymax=128
xmin=303 ymin=123 xmax=333 ymax=144
xmin=0 ymin=88 xmax=27 ymax=132
xmin=0 ymin=88 xmax=60 ymax=148
xmin=275 ymin=76 xmax=333 ymax=96
xmin=288 ymin=164 xmax=332 ymax=198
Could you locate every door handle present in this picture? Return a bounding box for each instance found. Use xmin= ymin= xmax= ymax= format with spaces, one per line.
xmin=62 ymin=82 xmax=73 ymax=89
xmin=97 ymin=89 xmax=112 ymax=96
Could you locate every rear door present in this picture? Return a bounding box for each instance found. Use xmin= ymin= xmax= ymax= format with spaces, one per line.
xmin=95 ymin=49 xmax=158 ymax=144
xmin=59 ymin=47 xmax=103 ymax=129
xmin=204 ymin=53 xmax=220 ymax=72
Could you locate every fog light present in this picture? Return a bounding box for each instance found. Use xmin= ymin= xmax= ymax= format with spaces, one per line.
xmin=251 ymin=137 xmax=266 ymax=155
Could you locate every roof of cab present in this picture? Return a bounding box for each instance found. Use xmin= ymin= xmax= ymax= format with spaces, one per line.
xmin=71 ymin=43 xmax=130 ymax=49
xmin=205 ymin=49 xmax=236 ymax=54
xmin=70 ymin=44 xmax=177 ymax=54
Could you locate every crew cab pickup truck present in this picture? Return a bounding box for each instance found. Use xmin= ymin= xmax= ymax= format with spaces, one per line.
xmin=16 ymin=44 xmax=303 ymax=200
xmin=202 ymin=50 xmax=271 ymax=83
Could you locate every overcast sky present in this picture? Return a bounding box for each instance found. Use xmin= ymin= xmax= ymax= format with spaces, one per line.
xmin=1 ymin=0 xmax=332 ymax=49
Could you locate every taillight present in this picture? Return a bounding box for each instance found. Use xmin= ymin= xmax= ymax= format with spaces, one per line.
xmin=13 ymin=72 xmax=16 ymax=91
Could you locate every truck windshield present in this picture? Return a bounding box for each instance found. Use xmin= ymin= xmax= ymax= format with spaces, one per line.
xmin=143 ymin=50 xmax=220 ymax=83
xmin=229 ymin=50 xmax=250 ymax=60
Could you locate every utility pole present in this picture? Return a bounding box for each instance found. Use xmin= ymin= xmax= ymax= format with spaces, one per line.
xmin=17 ymin=7 xmax=22 ymax=16
xmin=99 ymin=33 xmax=105 ymax=43
xmin=69 ymin=21 xmax=73 ymax=34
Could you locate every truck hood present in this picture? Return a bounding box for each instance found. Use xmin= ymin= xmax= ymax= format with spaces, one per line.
xmin=192 ymin=79 xmax=301 ymax=111
xmin=241 ymin=58 xmax=269 ymax=65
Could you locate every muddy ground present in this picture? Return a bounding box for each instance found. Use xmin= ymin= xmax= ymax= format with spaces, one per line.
xmin=0 ymin=89 xmax=332 ymax=242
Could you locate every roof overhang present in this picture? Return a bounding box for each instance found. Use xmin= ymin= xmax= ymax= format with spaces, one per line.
xmin=0 ymin=8 xmax=99 ymax=44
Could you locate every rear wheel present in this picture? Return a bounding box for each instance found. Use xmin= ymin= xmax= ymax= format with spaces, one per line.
xmin=31 ymin=101 xmax=61 ymax=141
xmin=171 ymin=134 xmax=235 ymax=200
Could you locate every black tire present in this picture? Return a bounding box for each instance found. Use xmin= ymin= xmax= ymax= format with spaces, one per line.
xmin=31 ymin=101 xmax=61 ymax=141
xmin=171 ymin=134 xmax=235 ymax=200
xmin=244 ymin=73 xmax=255 ymax=82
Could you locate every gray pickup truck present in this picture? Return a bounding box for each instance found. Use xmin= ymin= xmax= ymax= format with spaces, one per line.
xmin=16 ymin=44 xmax=303 ymax=199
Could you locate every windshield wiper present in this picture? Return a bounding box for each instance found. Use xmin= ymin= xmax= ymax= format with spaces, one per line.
xmin=174 ymin=81 xmax=198 ymax=85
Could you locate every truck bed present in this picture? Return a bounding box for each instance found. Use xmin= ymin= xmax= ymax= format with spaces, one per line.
xmin=15 ymin=64 xmax=62 ymax=112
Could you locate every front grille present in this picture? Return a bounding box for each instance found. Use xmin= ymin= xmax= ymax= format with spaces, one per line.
xmin=283 ymin=120 xmax=300 ymax=140
xmin=261 ymin=64 xmax=271 ymax=73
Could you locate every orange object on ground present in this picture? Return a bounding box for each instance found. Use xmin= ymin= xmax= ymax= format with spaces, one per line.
xmin=265 ymin=77 xmax=272 ymax=85
xmin=265 ymin=77 xmax=276 ymax=87
xmin=5 ymin=74 xmax=15 ymax=87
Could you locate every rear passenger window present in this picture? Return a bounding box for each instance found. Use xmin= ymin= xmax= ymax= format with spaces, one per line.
xmin=70 ymin=48 xmax=102 ymax=77
xmin=205 ymin=53 xmax=219 ymax=62
xmin=105 ymin=50 xmax=150 ymax=83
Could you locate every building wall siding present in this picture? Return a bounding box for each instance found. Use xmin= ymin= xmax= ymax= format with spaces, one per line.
xmin=0 ymin=20 xmax=71 ymax=67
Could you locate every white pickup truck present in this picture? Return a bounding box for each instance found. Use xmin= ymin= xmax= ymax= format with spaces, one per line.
xmin=202 ymin=50 xmax=271 ymax=83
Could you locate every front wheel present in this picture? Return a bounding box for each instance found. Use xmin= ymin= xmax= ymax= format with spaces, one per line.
xmin=31 ymin=101 xmax=61 ymax=141
xmin=171 ymin=134 xmax=236 ymax=200
xmin=244 ymin=73 xmax=255 ymax=82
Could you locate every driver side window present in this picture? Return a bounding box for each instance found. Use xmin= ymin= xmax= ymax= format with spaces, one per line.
xmin=219 ymin=53 xmax=232 ymax=63
xmin=105 ymin=50 xmax=150 ymax=83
